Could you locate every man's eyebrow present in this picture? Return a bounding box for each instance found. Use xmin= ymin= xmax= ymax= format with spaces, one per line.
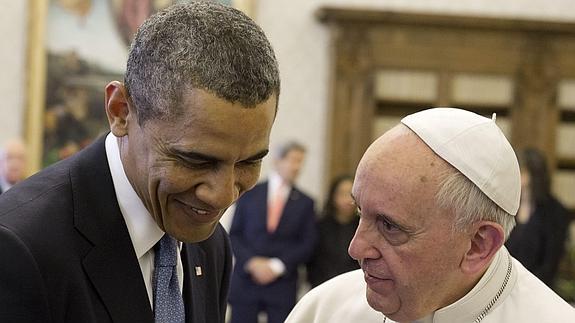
xmin=378 ymin=213 xmax=413 ymax=233
xmin=243 ymin=149 xmax=269 ymax=162
xmin=170 ymin=148 xmax=269 ymax=163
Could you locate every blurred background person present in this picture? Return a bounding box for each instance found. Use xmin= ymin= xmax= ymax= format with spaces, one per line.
xmin=506 ymin=148 xmax=572 ymax=290
xmin=307 ymin=174 xmax=359 ymax=288
xmin=229 ymin=141 xmax=317 ymax=323
xmin=0 ymin=138 xmax=28 ymax=194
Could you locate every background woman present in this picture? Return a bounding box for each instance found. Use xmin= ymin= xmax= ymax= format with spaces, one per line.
xmin=307 ymin=175 xmax=360 ymax=287
xmin=506 ymin=148 xmax=572 ymax=289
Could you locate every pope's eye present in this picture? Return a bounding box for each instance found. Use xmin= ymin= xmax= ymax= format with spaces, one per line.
xmin=376 ymin=215 xmax=409 ymax=246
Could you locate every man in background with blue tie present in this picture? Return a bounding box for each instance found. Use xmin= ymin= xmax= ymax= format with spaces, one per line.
xmin=0 ymin=2 xmax=280 ymax=323
xmin=229 ymin=141 xmax=317 ymax=323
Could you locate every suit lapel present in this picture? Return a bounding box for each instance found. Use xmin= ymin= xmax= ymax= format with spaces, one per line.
xmin=71 ymin=136 xmax=153 ymax=323
xmin=182 ymin=244 xmax=207 ymax=323
xmin=259 ymin=182 xmax=271 ymax=231
xmin=82 ymin=234 xmax=153 ymax=322
xmin=274 ymin=187 xmax=301 ymax=232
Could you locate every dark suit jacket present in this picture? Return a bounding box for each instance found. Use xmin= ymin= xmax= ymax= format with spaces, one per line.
xmin=228 ymin=181 xmax=316 ymax=305
xmin=0 ymin=136 xmax=232 ymax=323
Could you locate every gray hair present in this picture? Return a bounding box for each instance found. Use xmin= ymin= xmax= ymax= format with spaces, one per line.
xmin=273 ymin=141 xmax=306 ymax=160
xmin=436 ymin=169 xmax=516 ymax=239
xmin=124 ymin=1 xmax=280 ymax=124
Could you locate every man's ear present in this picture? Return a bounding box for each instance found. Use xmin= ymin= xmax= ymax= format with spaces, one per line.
xmin=461 ymin=221 xmax=505 ymax=275
xmin=105 ymin=81 xmax=132 ymax=137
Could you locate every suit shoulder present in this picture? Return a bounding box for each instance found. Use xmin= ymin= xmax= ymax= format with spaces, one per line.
xmin=0 ymin=162 xmax=73 ymax=220
xmin=293 ymin=187 xmax=315 ymax=204
xmin=238 ymin=182 xmax=267 ymax=200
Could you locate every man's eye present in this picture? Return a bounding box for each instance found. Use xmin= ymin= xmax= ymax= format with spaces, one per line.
xmin=376 ymin=215 xmax=409 ymax=246
xmin=182 ymin=159 xmax=213 ymax=169
xmin=378 ymin=217 xmax=401 ymax=233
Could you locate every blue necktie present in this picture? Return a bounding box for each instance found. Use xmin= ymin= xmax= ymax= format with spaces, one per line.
xmin=153 ymin=234 xmax=185 ymax=323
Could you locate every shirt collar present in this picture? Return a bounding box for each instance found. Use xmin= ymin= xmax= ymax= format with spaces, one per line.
xmin=105 ymin=133 xmax=164 ymax=258
xmin=269 ymin=171 xmax=285 ymax=191
xmin=268 ymin=171 xmax=292 ymax=200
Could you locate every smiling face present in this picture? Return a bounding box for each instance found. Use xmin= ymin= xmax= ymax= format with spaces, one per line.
xmin=109 ymin=85 xmax=276 ymax=243
xmin=348 ymin=125 xmax=473 ymax=321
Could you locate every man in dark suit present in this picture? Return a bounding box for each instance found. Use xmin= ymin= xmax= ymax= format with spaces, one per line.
xmin=0 ymin=2 xmax=280 ymax=323
xmin=229 ymin=141 xmax=317 ymax=323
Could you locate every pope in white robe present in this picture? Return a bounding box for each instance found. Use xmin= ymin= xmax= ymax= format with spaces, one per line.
xmin=287 ymin=247 xmax=575 ymax=322
xmin=286 ymin=108 xmax=575 ymax=323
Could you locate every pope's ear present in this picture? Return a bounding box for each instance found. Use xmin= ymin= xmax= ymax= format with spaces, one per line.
xmin=461 ymin=221 xmax=505 ymax=275
xmin=105 ymin=81 xmax=132 ymax=137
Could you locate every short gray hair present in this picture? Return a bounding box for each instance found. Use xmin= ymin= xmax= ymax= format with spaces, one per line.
xmin=436 ymin=169 xmax=516 ymax=239
xmin=124 ymin=1 xmax=280 ymax=124
xmin=274 ymin=141 xmax=306 ymax=160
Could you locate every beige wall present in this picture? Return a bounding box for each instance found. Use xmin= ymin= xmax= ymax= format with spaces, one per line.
xmin=255 ymin=0 xmax=575 ymax=203
xmin=2 ymin=0 xmax=575 ymax=205
xmin=0 ymin=1 xmax=28 ymax=144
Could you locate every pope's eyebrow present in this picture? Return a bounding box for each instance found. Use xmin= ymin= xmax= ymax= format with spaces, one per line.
xmin=351 ymin=193 xmax=414 ymax=233
xmin=377 ymin=213 xmax=412 ymax=232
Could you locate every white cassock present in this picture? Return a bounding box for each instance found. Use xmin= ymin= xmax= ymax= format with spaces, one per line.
xmin=286 ymin=247 xmax=575 ymax=323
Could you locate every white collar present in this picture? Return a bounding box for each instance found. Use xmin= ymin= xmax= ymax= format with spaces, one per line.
xmin=105 ymin=133 xmax=164 ymax=258
xmin=269 ymin=171 xmax=287 ymax=191
xmin=268 ymin=171 xmax=292 ymax=200
xmin=432 ymin=246 xmax=517 ymax=322
xmin=384 ymin=247 xmax=516 ymax=323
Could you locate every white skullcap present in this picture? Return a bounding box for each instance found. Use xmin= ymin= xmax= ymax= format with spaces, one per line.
xmin=401 ymin=107 xmax=520 ymax=215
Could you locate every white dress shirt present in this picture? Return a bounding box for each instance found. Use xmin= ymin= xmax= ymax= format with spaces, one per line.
xmin=267 ymin=171 xmax=291 ymax=208
xmin=105 ymin=133 xmax=184 ymax=309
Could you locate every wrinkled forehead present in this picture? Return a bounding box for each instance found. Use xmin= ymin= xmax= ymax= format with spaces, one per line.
xmin=353 ymin=125 xmax=449 ymax=199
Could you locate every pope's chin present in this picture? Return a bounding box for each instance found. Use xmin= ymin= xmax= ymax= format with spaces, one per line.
xmin=366 ymin=287 xmax=400 ymax=319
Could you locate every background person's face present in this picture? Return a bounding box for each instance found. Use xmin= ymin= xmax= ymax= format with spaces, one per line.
xmin=3 ymin=141 xmax=27 ymax=185
xmin=334 ymin=179 xmax=355 ymax=218
xmin=348 ymin=126 xmax=471 ymax=322
xmin=275 ymin=148 xmax=305 ymax=184
xmin=122 ymin=88 xmax=277 ymax=243
xmin=520 ymin=167 xmax=531 ymax=199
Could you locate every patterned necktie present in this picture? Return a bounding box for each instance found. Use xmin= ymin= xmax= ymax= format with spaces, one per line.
xmin=153 ymin=234 xmax=185 ymax=323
